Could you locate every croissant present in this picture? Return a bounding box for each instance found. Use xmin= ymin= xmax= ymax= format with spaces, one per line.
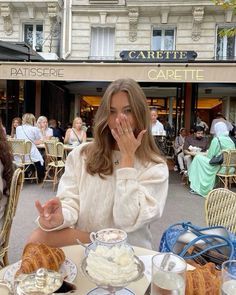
xmin=186 ymin=263 xmax=221 ymax=295
xmin=16 ymin=243 xmax=65 ymax=276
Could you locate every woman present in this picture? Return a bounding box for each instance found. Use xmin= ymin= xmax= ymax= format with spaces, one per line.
xmin=10 ymin=117 xmax=22 ymax=138
xmin=29 ymin=78 xmax=169 ymax=249
xmin=189 ymin=122 xmax=235 ymax=197
xmin=16 ymin=113 xmax=44 ymax=182
xmin=37 ymin=116 xmax=53 ymax=141
xmin=230 ymin=126 xmax=236 ymax=147
xmin=174 ymin=128 xmax=186 ymax=174
xmin=64 ymin=117 xmax=86 ymax=145
xmin=0 ymin=121 xmax=14 ymax=231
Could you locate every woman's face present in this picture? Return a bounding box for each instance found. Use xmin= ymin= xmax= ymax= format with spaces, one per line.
xmin=39 ymin=119 xmax=48 ymax=129
xmin=74 ymin=119 xmax=82 ymax=129
xmin=13 ymin=120 xmax=20 ymax=128
xmin=108 ymin=91 xmax=136 ymax=132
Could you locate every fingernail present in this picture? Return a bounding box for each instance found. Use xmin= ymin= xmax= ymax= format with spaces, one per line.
xmin=44 ymin=213 xmax=49 ymax=218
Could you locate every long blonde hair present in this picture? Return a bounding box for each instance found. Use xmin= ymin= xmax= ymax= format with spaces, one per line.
xmin=81 ymin=78 xmax=164 ymax=177
xmin=22 ymin=113 xmax=36 ymax=126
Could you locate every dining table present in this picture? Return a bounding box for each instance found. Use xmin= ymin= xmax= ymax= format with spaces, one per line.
xmin=0 ymin=245 xmax=156 ymax=295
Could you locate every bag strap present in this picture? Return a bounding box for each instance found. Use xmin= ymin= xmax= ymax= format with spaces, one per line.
xmin=216 ymin=137 xmax=222 ymax=151
xmin=72 ymin=128 xmax=82 ymax=144
xmin=178 ymin=234 xmax=234 ymax=260
xmin=21 ymin=126 xmax=36 ymax=147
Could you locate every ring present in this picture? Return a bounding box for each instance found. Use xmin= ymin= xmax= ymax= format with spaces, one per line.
xmin=120 ymin=131 xmax=124 ymax=135
xmin=128 ymin=129 xmax=132 ymax=133
xmin=124 ymin=129 xmax=128 ymax=133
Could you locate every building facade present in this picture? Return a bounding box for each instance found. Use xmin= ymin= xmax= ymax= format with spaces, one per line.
xmin=0 ymin=0 xmax=236 ymax=133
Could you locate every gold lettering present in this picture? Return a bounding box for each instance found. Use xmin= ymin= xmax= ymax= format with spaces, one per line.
xmin=166 ymin=70 xmax=175 ymax=79
xmin=156 ymin=51 xmax=164 ymax=59
xmin=156 ymin=70 xmax=166 ymax=80
xmin=147 ymin=51 xmax=155 ymax=59
xmin=173 ymin=70 xmax=182 ymax=81
xmin=148 ymin=69 xmax=158 ymax=80
xmin=137 ymin=51 xmax=146 ymax=59
xmin=148 ymin=68 xmax=205 ymax=81
xmin=179 ymin=51 xmax=187 ymax=59
xmin=196 ymin=70 xmax=204 ymax=80
xmin=128 ymin=51 xmax=136 ymax=59
xmin=165 ymin=51 xmax=171 ymax=59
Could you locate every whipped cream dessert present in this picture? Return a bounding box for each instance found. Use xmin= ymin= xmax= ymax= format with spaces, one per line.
xmin=86 ymin=245 xmax=138 ymax=286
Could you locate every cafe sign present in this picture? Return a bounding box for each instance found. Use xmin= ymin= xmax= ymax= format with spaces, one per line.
xmin=120 ymin=50 xmax=197 ymax=62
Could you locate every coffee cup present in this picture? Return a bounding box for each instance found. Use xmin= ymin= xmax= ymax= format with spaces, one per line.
xmin=89 ymin=228 xmax=127 ymax=247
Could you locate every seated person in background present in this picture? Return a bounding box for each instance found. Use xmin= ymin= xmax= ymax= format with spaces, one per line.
xmin=230 ymin=126 xmax=236 ymax=147
xmin=16 ymin=113 xmax=44 ymax=182
xmin=174 ymin=128 xmax=187 ymax=174
xmin=28 ymin=78 xmax=169 ymax=249
xmin=64 ymin=117 xmax=87 ymax=145
xmin=188 ymin=122 xmax=235 ymax=196
xmin=183 ymin=126 xmax=209 ymax=172
xmin=0 ymin=117 xmax=6 ymax=135
xmin=48 ymin=119 xmax=64 ymax=142
xmin=196 ymin=115 xmax=209 ymax=133
xmin=210 ymin=112 xmax=233 ymax=135
xmin=37 ymin=116 xmax=53 ymax=141
xmin=0 ymin=121 xmax=14 ymax=231
xmin=150 ymin=108 xmax=165 ymax=136
xmin=10 ymin=117 xmax=22 ymax=138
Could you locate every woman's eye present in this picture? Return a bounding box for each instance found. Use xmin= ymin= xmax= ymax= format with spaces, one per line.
xmin=124 ymin=109 xmax=132 ymax=114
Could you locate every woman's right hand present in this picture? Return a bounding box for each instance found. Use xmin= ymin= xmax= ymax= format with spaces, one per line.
xmin=35 ymin=197 xmax=64 ymax=229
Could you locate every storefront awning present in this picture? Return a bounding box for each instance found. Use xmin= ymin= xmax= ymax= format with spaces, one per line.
xmin=0 ymin=61 xmax=236 ymax=83
xmin=0 ymin=40 xmax=44 ymax=61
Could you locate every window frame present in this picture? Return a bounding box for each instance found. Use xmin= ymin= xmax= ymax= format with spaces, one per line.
xmin=151 ymin=26 xmax=176 ymax=51
xmin=22 ymin=22 xmax=44 ymax=52
xmin=89 ymin=26 xmax=115 ymax=60
xmin=215 ymin=24 xmax=236 ymax=60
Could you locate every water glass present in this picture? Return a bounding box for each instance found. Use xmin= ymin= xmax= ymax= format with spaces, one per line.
xmin=151 ymin=253 xmax=187 ymax=295
xmin=221 ymin=260 xmax=236 ymax=295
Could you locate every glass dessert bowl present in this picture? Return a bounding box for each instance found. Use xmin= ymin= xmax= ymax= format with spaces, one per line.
xmin=81 ymin=245 xmax=144 ymax=295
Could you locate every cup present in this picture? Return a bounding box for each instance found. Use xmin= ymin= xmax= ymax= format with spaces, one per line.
xmin=151 ymin=253 xmax=187 ymax=295
xmin=89 ymin=228 xmax=127 ymax=248
xmin=221 ymin=260 xmax=236 ymax=295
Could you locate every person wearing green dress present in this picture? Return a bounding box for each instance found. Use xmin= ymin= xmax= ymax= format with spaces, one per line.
xmin=188 ymin=122 xmax=235 ymax=197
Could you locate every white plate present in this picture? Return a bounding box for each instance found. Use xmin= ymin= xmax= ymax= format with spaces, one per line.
xmin=3 ymin=258 xmax=77 ymax=284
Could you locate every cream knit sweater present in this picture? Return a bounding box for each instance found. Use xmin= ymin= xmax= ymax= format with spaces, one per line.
xmin=51 ymin=143 xmax=168 ymax=249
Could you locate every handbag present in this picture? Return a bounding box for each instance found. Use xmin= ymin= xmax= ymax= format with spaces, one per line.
xmin=209 ymin=137 xmax=224 ymax=166
xmin=159 ymin=222 xmax=235 ymax=268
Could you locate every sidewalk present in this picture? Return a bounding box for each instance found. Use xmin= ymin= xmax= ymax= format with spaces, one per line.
xmin=8 ymin=171 xmax=207 ymax=263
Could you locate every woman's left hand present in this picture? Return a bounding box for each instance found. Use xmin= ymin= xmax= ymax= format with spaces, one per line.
xmin=111 ymin=114 xmax=146 ymax=167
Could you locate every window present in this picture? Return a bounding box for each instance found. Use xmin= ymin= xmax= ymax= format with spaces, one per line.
xmin=216 ymin=26 xmax=236 ymax=59
xmin=24 ymin=24 xmax=43 ymax=52
xmin=90 ymin=27 xmax=115 ymax=60
xmin=152 ymin=28 xmax=175 ymax=50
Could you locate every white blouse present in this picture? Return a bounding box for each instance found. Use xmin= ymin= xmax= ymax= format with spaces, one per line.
xmin=16 ymin=125 xmax=44 ymax=165
xmin=39 ymin=143 xmax=169 ymax=249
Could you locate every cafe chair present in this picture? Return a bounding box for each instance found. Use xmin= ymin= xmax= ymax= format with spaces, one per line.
xmin=216 ymin=149 xmax=236 ymax=189
xmin=42 ymin=141 xmax=65 ymax=191
xmin=0 ymin=168 xmax=23 ymax=267
xmin=205 ymin=188 xmax=236 ymax=234
xmin=7 ymin=138 xmax=38 ymax=183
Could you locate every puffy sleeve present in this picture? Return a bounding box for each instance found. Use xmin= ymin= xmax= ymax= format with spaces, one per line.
xmin=56 ymin=148 xmax=82 ymax=229
xmin=113 ymin=161 xmax=169 ymax=232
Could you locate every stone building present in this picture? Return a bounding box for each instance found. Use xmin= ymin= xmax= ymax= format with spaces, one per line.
xmin=0 ymin=0 xmax=236 ymax=133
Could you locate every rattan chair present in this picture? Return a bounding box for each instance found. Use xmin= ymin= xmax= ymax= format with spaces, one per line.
xmin=0 ymin=168 xmax=23 ymax=267
xmin=216 ymin=149 xmax=236 ymax=189
xmin=42 ymin=140 xmax=65 ymax=191
xmin=7 ymin=138 xmax=38 ymax=183
xmin=205 ymin=188 xmax=236 ymax=234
